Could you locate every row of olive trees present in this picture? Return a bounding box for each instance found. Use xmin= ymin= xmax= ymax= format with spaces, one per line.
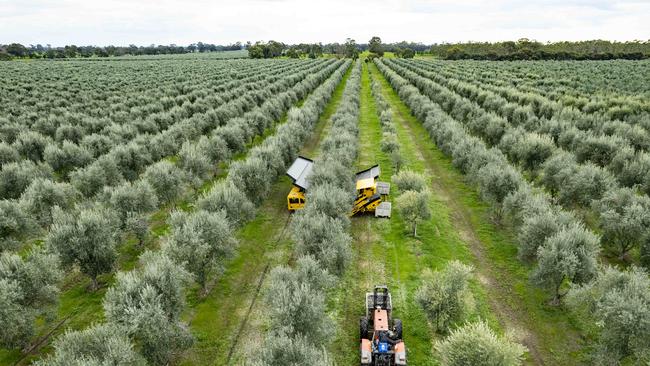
xmin=254 ymin=60 xmax=362 ymax=365
xmin=370 ymin=75 xmax=403 ymax=172
xmin=1 ymin=59 xmax=340 ymax=249
xmin=0 ymin=60 xmax=330 ymax=202
xmin=376 ymin=58 xmax=650 ymax=364
xmin=43 ymin=57 xmax=341 ymax=288
xmin=0 ymin=61 xmax=334 ymax=256
xmin=424 ymin=59 xmax=649 ymax=128
xmin=37 ymin=60 xmax=353 ymax=365
xmin=384 ymin=59 xmax=650 ymax=257
xmin=394 ymin=58 xmax=650 ymax=156
xmin=1 ymin=59 xmax=306 ymax=138
xmin=1 ymin=60 xmax=346 ymax=356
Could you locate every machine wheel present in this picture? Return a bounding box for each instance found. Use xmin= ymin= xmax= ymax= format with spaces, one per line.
xmin=360 ymin=317 xmax=369 ymax=340
xmin=393 ymin=319 xmax=403 ymax=339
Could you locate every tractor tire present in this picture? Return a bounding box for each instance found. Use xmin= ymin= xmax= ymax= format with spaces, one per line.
xmin=360 ymin=317 xmax=369 ymax=340
xmin=394 ymin=319 xmax=403 ymax=339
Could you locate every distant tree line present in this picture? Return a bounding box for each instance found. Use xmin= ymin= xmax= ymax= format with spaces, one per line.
xmin=430 ymin=39 xmax=650 ymax=60
xmin=0 ymin=42 xmax=244 ymax=60
xmin=4 ymin=38 xmax=649 ymax=61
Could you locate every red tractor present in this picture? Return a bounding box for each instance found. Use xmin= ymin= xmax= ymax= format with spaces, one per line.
xmin=360 ymin=286 xmax=407 ymax=365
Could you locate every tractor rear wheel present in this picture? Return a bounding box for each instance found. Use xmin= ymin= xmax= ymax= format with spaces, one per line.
xmin=360 ymin=317 xmax=369 ymax=340
xmin=394 ymin=319 xmax=403 ymax=339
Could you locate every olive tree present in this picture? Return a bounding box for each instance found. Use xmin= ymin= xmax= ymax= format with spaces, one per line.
xmin=517 ymin=210 xmax=574 ymax=262
xmin=531 ymin=223 xmax=600 ymax=305
xmin=196 ymin=181 xmax=255 ymax=228
xmin=0 ymin=200 xmax=33 ymax=251
xmin=69 ymin=156 xmax=123 ymax=197
xmin=251 ymin=333 xmax=332 ymax=366
xmin=513 ymin=133 xmax=555 ymax=173
xmin=178 ymin=141 xmax=212 ymax=181
xmin=19 ymin=179 xmax=80 ymax=227
xmin=103 ymin=252 xmax=193 ymax=365
xmin=477 ymin=163 xmax=522 ymax=219
xmin=0 ymin=142 xmax=19 ymax=166
xmin=104 ymin=180 xmax=158 ymax=226
xmin=567 ymin=266 xmax=650 ymax=365
xmin=594 ymin=188 xmax=650 ymax=259
xmin=265 ymin=256 xmax=334 ymax=343
xmin=36 ymin=324 xmax=145 ymax=366
xmin=227 ymin=156 xmax=271 ymax=203
xmin=43 ymin=141 xmax=92 ymax=177
xmin=415 ymin=261 xmax=474 ymax=333
xmin=435 ymin=321 xmax=527 ymax=366
xmin=396 ymin=190 xmax=431 ymax=237
xmin=125 ymin=212 xmax=148 ymax=248
xmin=392 ymin=170 xmax=427 ymax=193
xmin=0 ymin=160 xmax=52 ymax=199
xmin=108 ymin=142 xmax=152 ymax=181
xmin=13 ymin=131 xmax=52 ymax=162
xmin=0 ymin=248 xmax=62 ymax=348
xmin=162 ymin=210 xmax=236 ymax=293
xmin=292 ymin=212 xmax=351 ymax=275
xmin=142 ymin=161 xmax=186 ymax=204
xmin=47 ymin=206 xmax=120 ymax=290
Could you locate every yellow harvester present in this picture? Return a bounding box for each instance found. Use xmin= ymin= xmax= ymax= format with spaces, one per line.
xmin=286 ymin=156 xmax=391 ymax=217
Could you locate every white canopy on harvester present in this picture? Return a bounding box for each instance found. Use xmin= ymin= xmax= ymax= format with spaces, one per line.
xmin=286 ymin=156 xmax=314 ymax=190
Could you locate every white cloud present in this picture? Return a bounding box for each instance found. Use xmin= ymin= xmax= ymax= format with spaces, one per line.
xmin=0 ymin=0 xmax=648 ymax=45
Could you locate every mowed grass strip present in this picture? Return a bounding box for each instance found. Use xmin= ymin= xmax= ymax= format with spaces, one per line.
xmin=369 ymin=62 xmax=586 ymax=365
xmin=177 ymin=65 xmax=353 ymax=366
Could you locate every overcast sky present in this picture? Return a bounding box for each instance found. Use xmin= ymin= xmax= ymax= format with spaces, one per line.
xmin=1 ymin=0 xmax=649 ymax=46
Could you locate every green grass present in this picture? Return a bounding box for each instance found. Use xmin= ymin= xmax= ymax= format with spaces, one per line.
xmin=368 ymin=62 xmax=588 ymax=365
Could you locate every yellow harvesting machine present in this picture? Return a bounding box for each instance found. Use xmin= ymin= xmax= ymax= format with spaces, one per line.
xmin=286 ymin=156 xmax=391 ymax=217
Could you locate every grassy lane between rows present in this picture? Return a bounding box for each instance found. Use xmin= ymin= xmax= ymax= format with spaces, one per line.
xmin=369 ymin=62 xmax=586 ymax=365
xmin=177 ymin=65 xmax=352 ymax=366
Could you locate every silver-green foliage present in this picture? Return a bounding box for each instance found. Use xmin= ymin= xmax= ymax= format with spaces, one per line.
xmin=47 ymin=206 xmax=120 ymax=289
xmin=250 ymin=333 xmax=333 ymax=366
xmin=567 ymin=266 xmax=650 ymax=365
xmin=0 ymin=249 xmax=62 ymax=348
xmin=531 ymin=223 xmax=600 ymax=304
xmin=196 ymin=181 xmax=255 ymax=228
xmin=0 ymin=200 xmax=33 ymax=251
xmin=435 ymin=320 xmax=527 ymax=366
xmin=142 ymin=160 xmax=186 ymax=204
xmin=103 ymin=180 xmax=158 ymax=226
xmin=265 ymin=256 xmax=334 ymax=342
xmin=396 ymin=189 xmax=431 ymax=237
xmin=162 ymin=210 xmax=236 ymax=290
xmin=392 ymin=170 xmax=427 ymax=193
xmin=20 ymin=178 xmax=80 ymax=227
xmin=416 ymin=260 xmax=474 ymax=333
xmin=104 ymin=252 xmax=193 ymax=365
xmin=36 ymin=324 xmax=145 ymax=366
